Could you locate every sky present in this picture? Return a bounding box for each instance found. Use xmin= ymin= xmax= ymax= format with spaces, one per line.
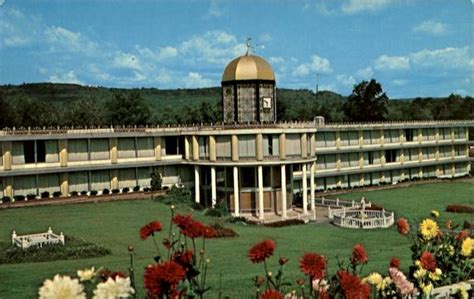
xmin=0 ymin=0 xmax=472 ymax=98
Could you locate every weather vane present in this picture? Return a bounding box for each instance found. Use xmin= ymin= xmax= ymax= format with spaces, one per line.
xmin=245 ymin=37 xmax=254 ymax=55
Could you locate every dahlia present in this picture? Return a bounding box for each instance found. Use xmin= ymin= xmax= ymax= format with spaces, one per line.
xmin=337 ymin=271 xmax=371 ymax=299
xmin=420 ymin=251 xmax=436 ymax=272
xmin=77 ymin=267 xmax=96 ymax=282
xmin=173 ymin=250 xmax=194 ymax=267
xmin=388 ymin=267 xmax=415 ymax=295
xmin=278 ymin=256 xmax=289 ymax=266
xmin=299 ymin=253 xmax=326 ymax=280
xmin=419 ymin=218 xmax=439 ymax=240
xmin=248 ymin=239 xmax=276 ymax=263
xmin=144 ymin=261 xmax=186 ymax=298
xmin=396 ymin=218 xmax=410 ymax=235
xmin=350 ymin=244 xmax=368 ymax=266
xmin=38 ymin=275 xmax=86 ymax=299
xmin=461 ymin=237 xmax=473 ymax=257
xmin=456 ymin=229 xmax=470 ymax=240
xmin=139 ymin=220 xmax=163 ymax=240
xmin=430 ymin=210 xmax=440 ymax=218
xmin=389 ymin=257 xmax=400 ymax=269
xmin=92 ymin=277 xmax=134 ymax=299
xmin=259 ymin=289 xmax=284 ymax=299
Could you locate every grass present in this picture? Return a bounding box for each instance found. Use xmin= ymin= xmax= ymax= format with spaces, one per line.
xmin=0 ymin=180 xmax=472 ymax=298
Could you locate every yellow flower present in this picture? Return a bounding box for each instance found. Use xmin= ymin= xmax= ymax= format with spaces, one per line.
xmin=415 ymin=260 xmax=421 ymax=268
xmin=430 ymin=210 xmax=440 ymax=218
xmin=419 ymin=218 xmax=439 ymax=240
xmin=378 ymin=277 xmax=392 ymax=291
xmin=461 ymin=237 xmax=473 ymax=257
xmin=365 ymin=272 xmax=383 ymax=286
xmin=421 ymin=282 xmax=433 ymax=294
xmin=428 ymin=268 xmax=442 ymax=281
xmin=414 ymin=268 xmax=427 ymax=279
xmin=77 ymin=267 xmax=96 ymax=282
xmin=457 ymin=286 xmax=468 ymax=299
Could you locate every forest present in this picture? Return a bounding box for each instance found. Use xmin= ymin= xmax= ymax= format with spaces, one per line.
xmin=0 ymin=82 xmax=472 ymax=130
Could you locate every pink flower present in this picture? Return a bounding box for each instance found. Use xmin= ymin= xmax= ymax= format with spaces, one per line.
xmin=388 ymin=267 xmax=415 ymax=295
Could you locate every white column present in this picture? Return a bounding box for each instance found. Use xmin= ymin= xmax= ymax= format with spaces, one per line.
xmin=233 ymin=166 xmax=239 ymax=216
xmin=258 ymin=165 xmax=264 ymax=220
xmin=281 ymin=165 xmax=287 ymax=219
xmin=310 ymin=162 xmax=315 ymax=211
xmin=211 ymin=166 xmax=217 ymax=207
xmin=194 ymin=166 xmax=200 ymax=204
xmin=302 ymin=163 xmax=308 ymax=215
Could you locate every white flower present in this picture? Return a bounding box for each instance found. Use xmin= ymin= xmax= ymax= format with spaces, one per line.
xmin=93 ymin=277 xmax=134 ymax=299
xmin=39 ymin=275 xmax=86 ymax=299
xmin=77 ymin=267 xmax=96 ymax=282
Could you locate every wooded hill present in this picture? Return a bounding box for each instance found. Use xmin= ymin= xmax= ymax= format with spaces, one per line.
xmin=0 ymin=83 xmax=472 ymax=129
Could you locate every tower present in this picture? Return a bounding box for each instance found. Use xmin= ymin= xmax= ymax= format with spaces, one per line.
xmin=221 ymin=40 xmax=276 ymax=123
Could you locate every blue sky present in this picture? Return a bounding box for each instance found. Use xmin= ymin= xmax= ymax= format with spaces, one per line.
xmin=0 ymin=0 xmax=472 ymax=98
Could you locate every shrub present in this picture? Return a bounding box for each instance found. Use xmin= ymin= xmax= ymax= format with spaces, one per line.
xmin=102 ymin=189 xmax=110 ymax=195
xmin=227 ymin=216 xmax=249 ymax=224
xmin=14 ymin=195 xmax=26 ymax=202
xmin=122 ymin=187 xmax=130 ymax=193
xmin=157 ymin=186 xmax=192 ymax=206
xmin=90 ymin=190 xmax=98 ymax=196
xmin=111 ymin=189 xmax=120 ymax=194
xmin=143 ymin=187 xmax=151 ymax=192
xmin=80 ymin=191 xmax=88 ymax=196
xmin=2 ymin=196 xmax=11 ymax=203
xmin=262 ymin=219 xmax=305 ymax=227
xmin=150 ymin=171 xmax=162 ymax=191
xmin=70 ymin=191 xmax=79 ymax=196
xmin=41 ymin=191 xmax=50 ymax=199
xmin=191 ymin=201 xmax=205 ymax=211
xmin=209 ymin=222 xmax=238 ymax=238
xmin=204 ymin=201 xmax=229 ymax=218
xmin=26 ymin=194 xmax=37 ymax=200
xmin=52 ymin=191 xmax=62 ymax=198
xmin=133 ymin=185 xmax=140 ymax=192
xmin=0 ymin=235 xmax=111 ymax=264
xmin=446 ymin=204 xmax=474 ymax=214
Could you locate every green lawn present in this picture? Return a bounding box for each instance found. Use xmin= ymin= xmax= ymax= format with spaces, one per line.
xmin=0 ymin=180 xmax=472 ymax=298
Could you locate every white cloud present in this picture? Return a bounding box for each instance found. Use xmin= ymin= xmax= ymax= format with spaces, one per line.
xmin=392 ymin=79 xmax=407 ymax=86
xmin=355 ymin=67 xmax=374 ymax=79
xmin=336 ymin=74 xmax=356 ymax=86
xmin=293 ymin=55 xmax=332 ymax=76
xmin=155 ymin=69 xmax=173 ymax=84
xmin=136 ymin=46 xmax=178 ymax=62
xmin=180 ymin=31 xmax=246 ymax=65
xmin=49 ymin=71 xmax=83 ymax=85
xmin=0 ymin=8 xmax=39 ymax=47
xmin=341 ymin=0 xmax=392 ymax=14
xmin=112 ymin=52 xmax=142 ymax=70
xmin=410 ymin=47 xmax=469 ymax=69
xmin=207 ymin=0 xmax=223 ymax=17
xmin=413 ymin=21 xmax=448 ymax=36
xmin=44 ymin=26 xmax=98 ymax=54
xmin=259 ymin=33 xmax=272 ymax=43
xmin=184 ymin=72 xmax=213 ymax=88
xmin=269 ymin=56 xmax=284 ymax=64
xmin=374 ymin=55 xmax=410 ymax=71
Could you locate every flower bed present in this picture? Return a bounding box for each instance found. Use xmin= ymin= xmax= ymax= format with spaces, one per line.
xmin=446 ymin=204 xmax=474 ymax=214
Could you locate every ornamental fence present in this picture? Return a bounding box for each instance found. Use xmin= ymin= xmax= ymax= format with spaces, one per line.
xmin=11 ymin=227 xmax=65 ymax=249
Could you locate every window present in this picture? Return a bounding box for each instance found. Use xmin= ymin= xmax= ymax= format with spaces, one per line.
xmin=368 ymin=152 xmax=374 ymax=165
xmin=165 ymin=136 xmax=178 ymax=155
xmin=405 ymin=129 xmax=414 ymax=142
xmin=241 ymin=167 xmax=255 ymax=188
xmin=384 ymin=149 xmax=397 ymax=163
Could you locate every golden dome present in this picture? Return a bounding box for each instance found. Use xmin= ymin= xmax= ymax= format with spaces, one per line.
xmin=221 ymin=54 xmax=275 ymax=82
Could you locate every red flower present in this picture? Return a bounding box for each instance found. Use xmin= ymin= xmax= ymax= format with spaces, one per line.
xmin=337 ymin=271 xmax=371 ymax=299
xmin=173 ymin=250 xmax=194 ymax=268
xmin=390 ymin=257 xmax=401 ymax=269
xmin=456 ymin=230 xmax=469 ymax=240
xmin=420 ymin=251 xmax=436 ymax=271
xmin=318 ymin=290 xmax=330 ymax=299
xmin=203 ymin=225 xmax=216 ymax=238
xmin=144 ymin=261 xmax=186 ymax=298
xmin=162 ymin=238 xmax=171 ymax=249
xmin=396 ymin=218 xmax=410 ymax=235
xmin=299 ymin=253 xmax=327 ymax=280
xmin=350 ymin=244 xmax=368 ymax=266
xmin=259 ymin=289 xmax=284 ymax=299
xmin=98 ymin=269 xmax=127 ymax=282
xmin=248 ymin=240 xmax=276 ymax=263
xmin=172 ymin=214 xmax=214 ymax=239
xmin=278 ymin=256 xmax=289 ymax=266
xmin=140 ymin=221 xmax=163 ymax=240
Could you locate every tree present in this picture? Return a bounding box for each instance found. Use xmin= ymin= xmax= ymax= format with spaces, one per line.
xmin=343 ymin=79 xmax=389 ymax=121
xmin=106 ymin=91 xmax=151 ymax=125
